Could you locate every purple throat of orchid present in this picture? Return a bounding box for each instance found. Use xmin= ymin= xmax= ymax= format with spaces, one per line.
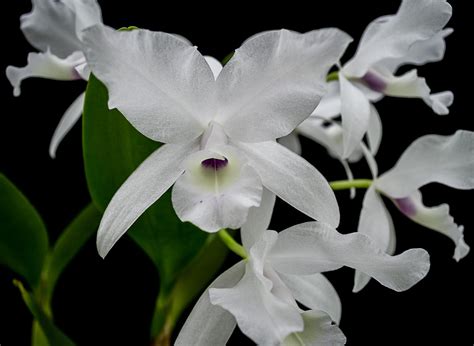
xmin=361 ymin=71 xmax=387 ymax=93
xmin=394 ymin=197 xmax=417 ymax=217
xmin=201 ymin=157 xmax=229 ymax=171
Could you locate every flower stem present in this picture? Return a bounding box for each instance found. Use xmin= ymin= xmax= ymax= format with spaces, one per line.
xmin=218 ymin=230 xmax=247 ymax=259
xmin=329 ymin=179 xmax=372 ymax=190
xmin=326 ymin=71 xmax=339 ymax=82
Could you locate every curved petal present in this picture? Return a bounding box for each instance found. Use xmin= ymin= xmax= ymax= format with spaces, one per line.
xmin=20 ymin=0 xmax=101 ymax=58
xmin=175 ymin=262 xmax=245 ymax=346
xmin=340 ymin=160 xmax=356 ymax=199
xmin=392 ymin=190 xmax=469 ymax=261
xmin=283 ymin=310 xmax=346 ymax=346
xmin=172 ymin=148 xmax=263 ymax=232
xmin=279 ymin=273 xmax=342 ymax=324
xmin=367 ymin=104 xmax=382 ymax=155
xmin=424 ymin=91 xmax=453 ymax=116
xmin=210 ymin=232 xmax=303 ymax=345
xmin=216 ymin=28 xmax=352 ymax=142
xmin=311 ymin=81 xmax=342 ymax=119
xmin=354 ymin=186 xmax=396 ymax=292
xmin=49 ymin=92 xmax=85 ymax=158
xmin=269 ymin=222 xmax=430 ymax=292
xmin=241 ymin=187 xmax=276 ymax=251
xmin=204 ymin=56 xmax=223 ymax=80
xmin=237 ymin=141 xmax=340 ymax=228
xmin=278 ymin=132 xmax=302 ymax=156
xmin=344 ymin=0 xmax=452 ymax=77
xmin=339 ymin=73 xmax=371 ymax=159
xmin=6 ymin=50 xmax=84 ymax=96
xmin=97 ymin=141 xmax=199 ymax=257
xmin=377 ymin=130 xmax=474 ymax=198
xmin=82 ymin=25 xmax=216 ymax=143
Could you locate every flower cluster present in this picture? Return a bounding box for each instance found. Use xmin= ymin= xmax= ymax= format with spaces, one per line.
xmin=5 ymin=0 xmax=472 ymax=345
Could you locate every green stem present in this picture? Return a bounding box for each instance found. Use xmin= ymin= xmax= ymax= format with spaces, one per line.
xmin=326 ymin=71 xmax=339 ymax=82
xmin=218 ymin=230 xmax=247 ymax=259
xmin=329 ymin=179 xmax=372 ymax=190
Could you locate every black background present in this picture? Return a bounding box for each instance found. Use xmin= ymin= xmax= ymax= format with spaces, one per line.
xmin=1 ymin=1 xmax=472 ymax=345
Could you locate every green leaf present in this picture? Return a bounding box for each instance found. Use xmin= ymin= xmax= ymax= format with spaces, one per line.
xmin=32 ymin=320 xmax=49 ymax=346
xmin=150 ymin=234 xmax=229 ymax=341
xmin=39 ymin=204 xmax=102 ymax=308
xmin=14 ymin=280 xmax=74 ymax=346
xmin=0 ymin=173 xmax=49 ymax=288
xmin=82 ymin=74 xmax=207 ymax=288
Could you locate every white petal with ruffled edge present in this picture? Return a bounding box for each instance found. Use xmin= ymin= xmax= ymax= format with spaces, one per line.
xmin=6 ymin=50 xmax=84 ymax=96
xmin=344 ymin=0 xmax=452 ymax=77
xmin=377 ymin=130 xmax=474 ymax=198
xmin=241 ymin=188 xmax=276 ymax=251
xmin=354 ymin=186 xmax=396 ymax=292
xmin=172 ymin=148 xmax=263 ymax=232
xmin=339 ymin=73 xmax=371 ymax=159
xmin=283 ymin=310 xmax=346 ymax=346
xmin=97 ymin=140 xmax=199 ymax=257
xmin=215 ymin=29 xmax=352 ymax=142
xmin=175 ymin=262 xmax=245 ymax=346
xmin=62 ymin=0 xmax=103 ymax=39
xmin=279 ymin=273 xmax=342 ymax=324
xmin=311 ymin=81 xmax=341 ymax=119
xmin=269 ymin=222 xmax=430 ymax=292
xmin=392 ymin=190 xmax=469 ymax=261
xmin=210 ymin=231 xmax=303 ymax=346
xmin=237 ymin=141 xmax=340 ymax=228
xmin=49 ymin=92 xmax=85 ymax=158
xmin=82 ymin=25 xmax=217 ymax=143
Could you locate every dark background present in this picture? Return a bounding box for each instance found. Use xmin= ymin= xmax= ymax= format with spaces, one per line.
xmin=1 ymin=1 xmax=472 ymax=345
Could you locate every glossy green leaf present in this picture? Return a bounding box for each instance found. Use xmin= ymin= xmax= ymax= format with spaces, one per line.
xmin=0 ymin=174 xmax=49 ymax=288
xmin=39 ymin=204 xmax=102 ymax=308
xmin=82 ymin=74 xmax=207 ymax=288
xmin=150 ymin=234 xmax=229 ymax=340
xmin=14 ymin=280 xmax=74 ymax=346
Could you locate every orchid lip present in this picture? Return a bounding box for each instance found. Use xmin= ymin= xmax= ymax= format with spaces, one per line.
xmin=361 ymin=71 xmax=387 ymax=92
xmin=201 ymin=157 xmax=229 ymax=171
xmin=394 ymin=197 xmax=417 ymax=217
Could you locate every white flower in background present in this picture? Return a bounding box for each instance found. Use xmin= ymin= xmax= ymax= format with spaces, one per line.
xmin=354 ymin=130 xmax=474 ymax=291
xmin=293 ymin=0 xmax=453 ymax=159
xmin=175 ymin=197 xmax=430 ymax=345
xmin=6 ymin=0 xmax=102 ymax=158
xmin=82 ymin=25 xmax=352 ymax=257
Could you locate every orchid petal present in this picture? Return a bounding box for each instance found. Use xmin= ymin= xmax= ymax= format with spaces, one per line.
xmin=424 ymin=91 xmax=453 ymax=116
xmin=204 ymin=56 xmax=223 ymax=80
xmin=6 ymin=50 xmax=84 ymax=96
xmin=377 ymin=130 xmax=474 ymax=198
xmin=97 ymin=141 xmax=199 ymax=257
xmin=269 ymin=222 xmax=430 ymax=292
xmin=210 ymin=231 xmax=303 ymax=345
xmin=241 ymin=188 xmax=276 ymax=251
xmin=63 ymin=0 xmax=103 ymax=39
xmin=82 ymin=25 xmax=216 ymax=143
xmin=237 ymin=141 xmax=340 ymax=227
xmin=340 ymin=160 xmax=356 ymax=199
xmin=280 ymin=273 xmax=342 ymax=324
xmin=367 ymin=104 xmax=382 ymax=155
xmin=392 ymin=190 xmax=469 ymax=261
xmin=339 ymin=73 xmax=371 ymax=159
xmin=175 ymin=262 xmax=245 ymax=346
xmin=354 ymin=186 xmax=396 ymax=292
xmin=278 ymin=132 xmax=302 ymax=156
xmin=311 ymin=81 xmax=341 ymax=119
xmin=283 ymin=310 xmax=346 ymax=346
xmin=344 ymin=0 xmax=452 ymax=77
xmin=216 ymin=28 xmax=352 ymax=142
xmin=49 ymin=92 xmax=85 ymax=158
xmin=172 ymin=148 xmax=262 ymax=232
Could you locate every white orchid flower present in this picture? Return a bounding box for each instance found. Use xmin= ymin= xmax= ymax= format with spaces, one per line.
xmin=6 ymin=0 xmax=102 ymax=158
xmin=175 ymin=197 xmax=429 ymax=345
xmin=354 ymin=130 xmax=473 ymax=291
xmin=81 ymin=25 xmax=353 ymax=257
xmin=305 ymin=0 xmax=453 ymax=159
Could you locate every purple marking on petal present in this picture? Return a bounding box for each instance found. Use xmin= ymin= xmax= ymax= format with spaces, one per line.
xmin=201 ymin=157 xmax=228 ymax=171
xmin=394 ymin=197 xmax=417 ymax=217
xmin=361 ymin=71 xmax=387 ymax=93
